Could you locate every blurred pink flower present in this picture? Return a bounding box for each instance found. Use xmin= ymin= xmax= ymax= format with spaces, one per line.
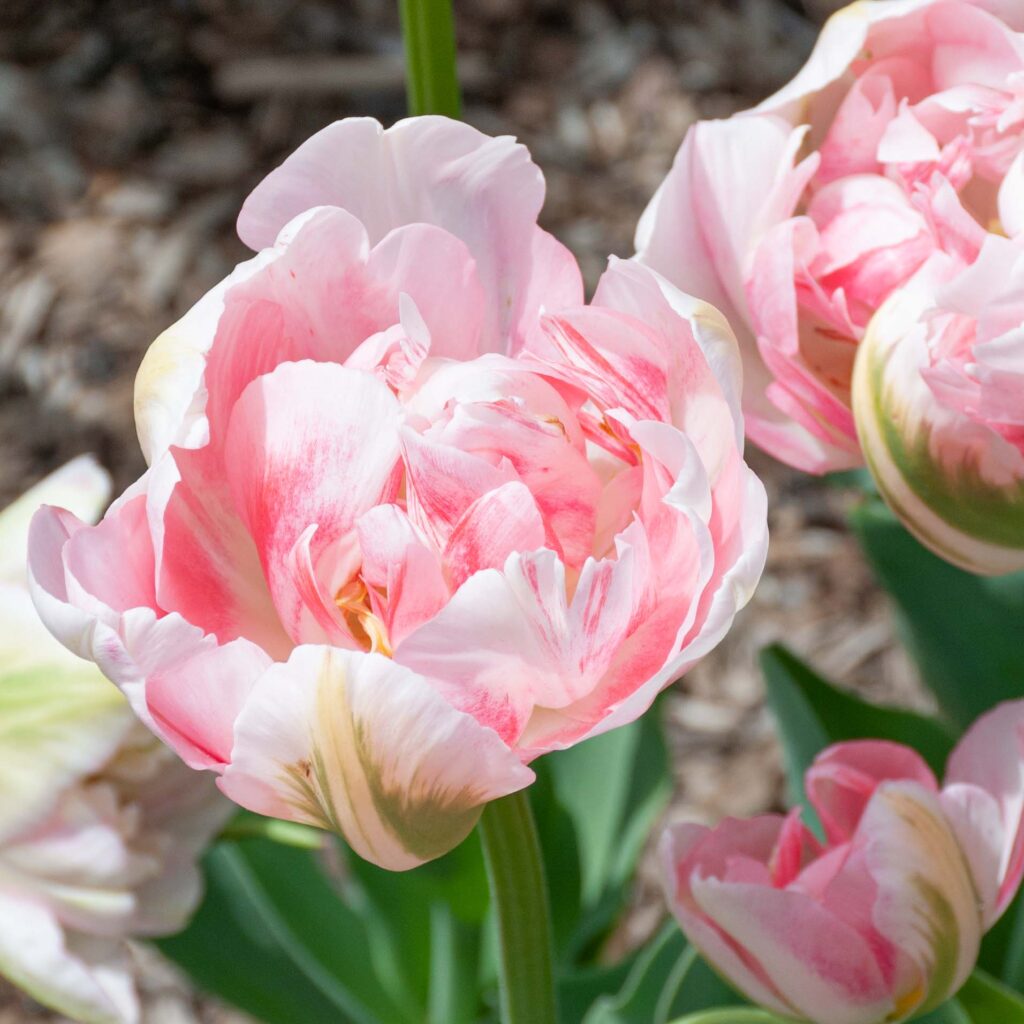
xmin=28 ymin=117 xmax=767 ymax=870
xmin=636 ymin=0 xmax=1024 ymax=476
xmin=662 ymin=700 xmax=1024 ymax=1024
xmin=0 ymin=458 xmax=229 ymax=1024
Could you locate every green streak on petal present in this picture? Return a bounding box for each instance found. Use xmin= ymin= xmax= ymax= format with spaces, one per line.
xmin=278 ymin=650 xmax=485 ymax=866
xmin=0 ymin=664 xmax=131 ymax=840
xmin=864 ymin=337 xmax=1024 ymax=552
xmin=355 ymin=711 xmax=483 ymax=864
xmin=911 ymin=879 xmax=964 ymax=1017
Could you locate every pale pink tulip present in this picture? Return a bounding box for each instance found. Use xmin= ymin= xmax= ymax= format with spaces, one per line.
xmin=28 ymin=118 xmax=767 ymax=871
xmin=0 ymin=459 xmax=230 ymax=1024
xmin=636 ymin=0 xmax=1024 ymax=476
xmin=662 ymin=700 xmax=1024 ymax=1024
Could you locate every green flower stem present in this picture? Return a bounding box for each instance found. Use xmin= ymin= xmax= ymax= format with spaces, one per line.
xmin=398 ymin=0 xmax=462 ymax=117
xmin=478 ymin=792 xmax=558 ymax=1024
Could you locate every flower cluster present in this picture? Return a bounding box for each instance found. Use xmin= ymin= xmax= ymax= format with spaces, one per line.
xmin=637 ymin=0 xmax=1024 ymax=573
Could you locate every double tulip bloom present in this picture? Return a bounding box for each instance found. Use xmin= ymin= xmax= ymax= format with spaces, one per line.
xmin=29 ymin=118 xmax=768 ymax=870
xmin=0 ymin=459 xmax=228 ymax=1024
xmin=638 ymin=0 xmax=1024 ymax=574
xmin=662 ymin=701 xmax=1024 ymax=1024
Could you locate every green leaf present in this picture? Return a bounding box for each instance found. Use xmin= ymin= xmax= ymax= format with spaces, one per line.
xmin=159 ymin=843 xmax=382 ymax=1024
xmin=583 ymin=923 xmax=740 ymax=1024
xmin=979 ymin=888 xmax=1024 ymax=984
xmin=161 ymin=836 xmax=492 ymax=1024
xmin=912 ymin=1001 xmax=972 ymax=1024
xmin=559 ymin=959 xmax=638 ymax=1024
xmin=529 ymin=755 xmax=584 ymax=961
xmin=955 ymin=969 xmax=1024 ymax=1020
xmin=850 ymin=500 xmax=1024 ymax=727
xmin=760 ymin=644 xmax=957 ymax=830
xmin=344 ymin=828 xmax=489 ymax=1021
xmin=536 ymin=705 xmax=672 ymax=963
xmin=665 ymin=1010 xmax=790 ymax=1024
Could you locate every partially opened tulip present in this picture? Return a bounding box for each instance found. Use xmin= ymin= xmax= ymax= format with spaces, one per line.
xmin=662 ymin=700 xmax=1024 ymax=1024
xmin=855 ymin=234 xmax=1024 ymax=573
xmin=0 ymin=458 xmax=230 ymax=1024
xmin=28 ymin=116 xmax=767 ymax=871
xmin=635 ymin=0 xmax=1024 ymax=571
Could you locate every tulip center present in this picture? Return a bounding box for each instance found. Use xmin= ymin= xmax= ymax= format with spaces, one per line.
xmin=334 ymin=578 xmax=392 ymax=657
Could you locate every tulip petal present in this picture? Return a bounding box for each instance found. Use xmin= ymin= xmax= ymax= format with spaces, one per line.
xmin=0 ymin=659 xmax=131 ymax=844
xmin=237 ymin=115 xmax=580 ymax=352
xmin=0 ymin=456 xmax=110 ymax=585
xmin=690 ymin=876 xmax=894 ymax=1024
xmin=807 ymin=740 xmax=938 ymax=845
xmin=0 ymin=893 xmax=137 ymax=1024
xmin=220 ymin=645 xmax=533 ymax=870
xmin=144 ymin=638 xmax=272 ymax=771
xmin=224 ymin=360 xmax=402 ymax=643
xmin=443 ymin=481 xmax=547 ymax=590
xmin=853 ymin=278 xmax=1024 ymax=575
xmin=147 ymin=446 xmax=291 ymax=658
xmin=945 ymin=698 xmax=1024 ymax=921
xmin=860 ymin=781 xmax=983 ymax=1017
xmin=660 ymin=820 xmax=798 ymax=1018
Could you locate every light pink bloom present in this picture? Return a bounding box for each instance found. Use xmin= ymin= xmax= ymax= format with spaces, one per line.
xmin=28 ymin=118 xmax=767 ymax=870
xmin=0 ymin=459 xmax=230 ymax=1024
xmin=661 ymin=700 xmax=1024 ymax=1024
xmin=636 ymin=0 xmax=1024 ymax=475
xmin=855 ymin=234 xmax=1024 ymax=573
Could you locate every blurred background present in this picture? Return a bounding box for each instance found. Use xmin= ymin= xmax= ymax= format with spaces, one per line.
xmin=0 ymin=1 xmax=920 ymax=1021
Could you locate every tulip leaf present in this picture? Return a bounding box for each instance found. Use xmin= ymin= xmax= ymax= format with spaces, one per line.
xmin=159 ymin=842 xmax=381 ymax=1024
xmin=956 ymin=968 xmax=1024 ymax=1020
xmin=582 ymin=922 xmax=741 ymax=1024
xmin=850 ymin=499 xmax=1024 ymax=728
xmin=913 ymin=1001 xmax=973 ymax=1023
xmin=534 ymin=704 xmax=673 ymax=963
xmin=160 ymin=836 xmax=489 ymax=1024
xmin=979 ymin=887 xmax=1024 ymax=984
xmin=760 ymin=643 xmax=958 ymax=831
xmin=664 ymin=1010 xmax=789 ymax=1024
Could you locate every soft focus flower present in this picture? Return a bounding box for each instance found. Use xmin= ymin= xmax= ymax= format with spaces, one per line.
xmin=636 ymin=0 xmax=1024 ymax=476
xmin=0 ymin=458 xmax=230 ymax=1024
xmin=854 ymin=234 xmax=1024 ymax=573
xmin=28 ymin=116 xmax=767 ymax=871
xmin=661 ymin=701 xmax=1024 ymax=1024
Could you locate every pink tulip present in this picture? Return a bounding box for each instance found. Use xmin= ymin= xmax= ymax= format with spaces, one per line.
xmin=28 ymin=117 xmax=767 ymax=870
xmin=636 ymin=0 xmax=1024 ymax=476
xmin=662 ymin=700 xmax=1024 ymax=1024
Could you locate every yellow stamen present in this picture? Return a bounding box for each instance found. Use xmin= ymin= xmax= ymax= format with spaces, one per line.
xmin=334 ymin=578 xmax=393 ymax=657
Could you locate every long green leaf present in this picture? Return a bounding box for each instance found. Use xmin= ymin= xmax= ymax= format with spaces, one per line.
xmin=666 ymin=1010 xmax=791 ymax=1024
xmin=850 ymin=500 xmax=1024 ymax=727
xmin=537 ymin=705 xmax=672 ymax=962
xmin=956 ymin=969 xmax=1024 ymax=1020
xmin=760 ymin=644 xmax=957 ymax=831
xmin=159 ymin=843 xmax=379 ymax=1024
xmin=583 ymin=923 xmax=739 ymax=1024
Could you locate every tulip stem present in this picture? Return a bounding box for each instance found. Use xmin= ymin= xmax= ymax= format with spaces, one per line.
xmin=478 ymin=791 xmax=558 ymax=1024
xmin=398 ymin=0 xmax=462 ymax=118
